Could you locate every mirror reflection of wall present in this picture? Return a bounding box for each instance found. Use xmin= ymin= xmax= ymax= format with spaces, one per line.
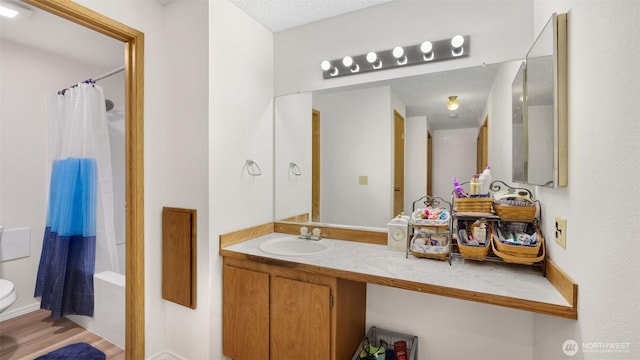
xmin=526 ymin=17 xmax=555 ymax=186
xmin=275 ymin=61 xmax=524 ymax=229
xmin=521 ymin=12 xmax=568 ymax=187
xmin=512 ymin=62 xmax=526 ymax=183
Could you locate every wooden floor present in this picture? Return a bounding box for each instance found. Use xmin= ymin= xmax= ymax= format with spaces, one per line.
xmin=0 ymin=309 xmax=124 ymax=360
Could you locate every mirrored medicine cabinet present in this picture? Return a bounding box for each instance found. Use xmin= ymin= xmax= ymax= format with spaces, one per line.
xmin=513 ymin=12 xmax=568 ymax=187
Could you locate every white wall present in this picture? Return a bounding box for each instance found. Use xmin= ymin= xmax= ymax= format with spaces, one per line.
xmin=432 ymin=128 xmax=478 ymax=198
xmin=274 ymin=0 xmax=533 ymax=95
xmin=73 ymin=0 xmax=187 ymax=357
xmin=530 ymin=1 xmax=640 ymax=359
xmin=159 ymin=1 xmax=210 ymax=359
xmin=99 ymin=71 xmax=126 ymax=275
xmin=405 ymin=116 xmax=428 ymax=214
xmin=210 ymin=1 xmax=274 ymax=359
xmin=274 ymin=93 xmax=313 ymax=221
xmin=313 ymin=86 xmax=392 ymax=227
xmin=485 ymin=60 xmax=525 ymax=187
xmin=0 ymin=39 xmax=108 ymax=315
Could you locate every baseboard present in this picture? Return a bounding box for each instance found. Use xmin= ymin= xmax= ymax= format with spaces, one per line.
xmin=0 ymin=302 xmax=41 ymax=322
xmin=147 ymin=350 xmax=185 ymax=360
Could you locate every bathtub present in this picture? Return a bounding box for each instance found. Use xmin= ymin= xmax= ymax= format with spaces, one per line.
xmin=66 ymin=270 xmax=125 ymax=349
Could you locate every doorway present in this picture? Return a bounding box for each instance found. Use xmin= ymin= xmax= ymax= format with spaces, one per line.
xmin=24 ymin=1 xmax=145 ymax=358
xmin=427 ymin=131 xmax=433 ymax=196
xmin=477 ymin=116 xmax=489 ymax=173
xmin=312 ymin=109 xmax=320 ymax=222
xmin=393 ymin=110 xmax=405 ymax=217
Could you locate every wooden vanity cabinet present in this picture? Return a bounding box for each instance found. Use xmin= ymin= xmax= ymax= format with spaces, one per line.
xmin=222 ymin=257 xmax=366 ymax=360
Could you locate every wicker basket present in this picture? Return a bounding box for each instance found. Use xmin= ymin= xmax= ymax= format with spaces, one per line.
xmin=494 ymin=204 xmax=537 ymax=222
xmin=458 ymin=222 xmax=491 ymax=261
xmin=454 ymin=197 xmax=493 ymax=213
xmin=410 ymin=232 xmax=449 ymax=260
xmin=491 ymin=227 xmax=545 ymax=265
xmin=411 ymin=207 xmax=450 ymax=227
xmin=457 ymin=238 xmax=491 ymax=261
xmin=351 ymin=326 xmax=418 ymax=360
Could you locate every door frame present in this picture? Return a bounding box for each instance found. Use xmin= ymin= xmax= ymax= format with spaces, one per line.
xmin=393 ymin=110 xmax=405 ymax=217
xmin=24 ymin=1 xmax=146 ymax=358
xmin=477 ymin=116 xmax=489 ymax=174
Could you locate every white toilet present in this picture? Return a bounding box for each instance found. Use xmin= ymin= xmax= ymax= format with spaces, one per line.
xmin=0 ymin=279 xmax=17 ymax=314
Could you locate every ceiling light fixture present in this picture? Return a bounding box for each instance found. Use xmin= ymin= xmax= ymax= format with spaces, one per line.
xmin=447 ymin=96 xmax=460 ymax=111
xmin=320 ymin=35 xmax=469 ymax=79
xmin=0 ymin=0 xmax=33 ymax=19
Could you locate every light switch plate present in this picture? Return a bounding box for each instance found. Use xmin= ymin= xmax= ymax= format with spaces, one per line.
xmin=555 ymin=217 xmax=567 ymax=249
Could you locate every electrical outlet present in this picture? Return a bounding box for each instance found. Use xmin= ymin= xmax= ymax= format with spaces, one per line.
xmin=555 ymin=217 xmax=567 ymax=249
xmin=359 ymin=176 xmax=368 ymax=185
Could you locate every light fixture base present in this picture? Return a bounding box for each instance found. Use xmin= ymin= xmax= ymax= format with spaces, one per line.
xmin=321 ymin=35 xmax=470 ymax=79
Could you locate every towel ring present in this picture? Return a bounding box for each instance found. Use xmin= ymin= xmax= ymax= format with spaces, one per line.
xmin=289 ymin=162 xmax=302 ymax=176
xmin=245 ymin=159 xmax=262 ymax=176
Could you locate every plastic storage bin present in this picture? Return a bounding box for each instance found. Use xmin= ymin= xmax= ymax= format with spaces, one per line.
xmin=352 ymin=326 xmax=418 ymax=360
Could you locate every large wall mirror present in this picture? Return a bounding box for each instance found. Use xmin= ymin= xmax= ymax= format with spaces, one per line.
xmin=275 ymin=60 xmax=522 ymax=229
xmin=515 ymin=12 xmax=568 ymax=187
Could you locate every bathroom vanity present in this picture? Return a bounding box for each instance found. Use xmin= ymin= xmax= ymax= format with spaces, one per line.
xmin=220 ymin=221 xmax=577 ymax=359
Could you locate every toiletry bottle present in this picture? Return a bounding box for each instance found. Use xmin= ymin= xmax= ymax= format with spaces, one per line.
xmin=478 ymin=166 xmax=491 ymax=195
xmin=470 ymin=175 xmax=479 ymax=194
xmin=453 ymin=177 xmax=466 ymax=198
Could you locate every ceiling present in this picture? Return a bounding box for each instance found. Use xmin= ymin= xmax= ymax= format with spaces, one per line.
xmin=0 ymin=0 xmax=501 ymax=130
xmin=227 ymin=0 xmax=394 ymax=33
xmin=0 ymin=1 xmax=123 ymax=70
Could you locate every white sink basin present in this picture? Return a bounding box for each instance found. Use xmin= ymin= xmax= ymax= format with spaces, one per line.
xmin=259 ymin=236 xmax=332 ymax=256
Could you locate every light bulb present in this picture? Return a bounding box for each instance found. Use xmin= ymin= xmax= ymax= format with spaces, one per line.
xmin=420 ymin=41 xmax=434 ymax=61
xmin=392 ymin=46 xmax=404 ymax=59
xmin=451 ymin=35 xmax=465 ymax=48
xmin=366 ymin=52 xmax=382 ymax=69
xmin=342 ymin=56 xmax=359 ymax=73
xmin=320 ymin=60 xmax=331 ymax=71
xmin=393 ymin=46 xmax=407 ymax=65
xmin=0 ymin=5 xmax=18 ymax=18
xmin=420 ymin=41 xmax=433 ymax=54
xmin=451 ymin=35 xmax=465 ymax=56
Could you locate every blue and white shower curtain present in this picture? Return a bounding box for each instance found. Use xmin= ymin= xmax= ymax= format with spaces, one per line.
xmin=34 ymin=82 xmax=119 ymax=319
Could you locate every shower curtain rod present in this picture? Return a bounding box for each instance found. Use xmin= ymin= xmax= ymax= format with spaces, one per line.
xmin=92 ymin=66 xmax=125 ymax=82
xmin=58 ymin=66 xmax=125 ymax=95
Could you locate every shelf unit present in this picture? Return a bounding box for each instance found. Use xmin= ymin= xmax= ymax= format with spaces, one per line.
xmin=449 ymin=180 xmax=546 ymax=274
xmin=406 ymin=195 xmax=453 ymax=262
xmin=406 ymin=181 xmax=546 ymax=274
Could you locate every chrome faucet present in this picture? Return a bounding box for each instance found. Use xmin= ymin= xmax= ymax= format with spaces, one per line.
xmin=298 ymin=226 xmax=311 ymax=239
xmin=310 ymin=228 xmax=322 ymax=241
xmin=298 ymin=226 xmax=322 ymax=240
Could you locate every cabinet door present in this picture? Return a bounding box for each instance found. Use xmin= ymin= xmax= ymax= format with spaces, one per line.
xmin=223 ymin=265 xmax=270 ymax=360
xmin=271 ymin=276 xmax=331 ymax=360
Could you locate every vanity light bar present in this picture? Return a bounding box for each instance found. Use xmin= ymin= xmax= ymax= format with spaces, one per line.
xmin=321 ymin=35 xmax=470 ymax=79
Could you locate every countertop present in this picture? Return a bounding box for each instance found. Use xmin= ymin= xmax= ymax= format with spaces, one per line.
xmin=220 ymin=231 xmax=577 ymax=319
